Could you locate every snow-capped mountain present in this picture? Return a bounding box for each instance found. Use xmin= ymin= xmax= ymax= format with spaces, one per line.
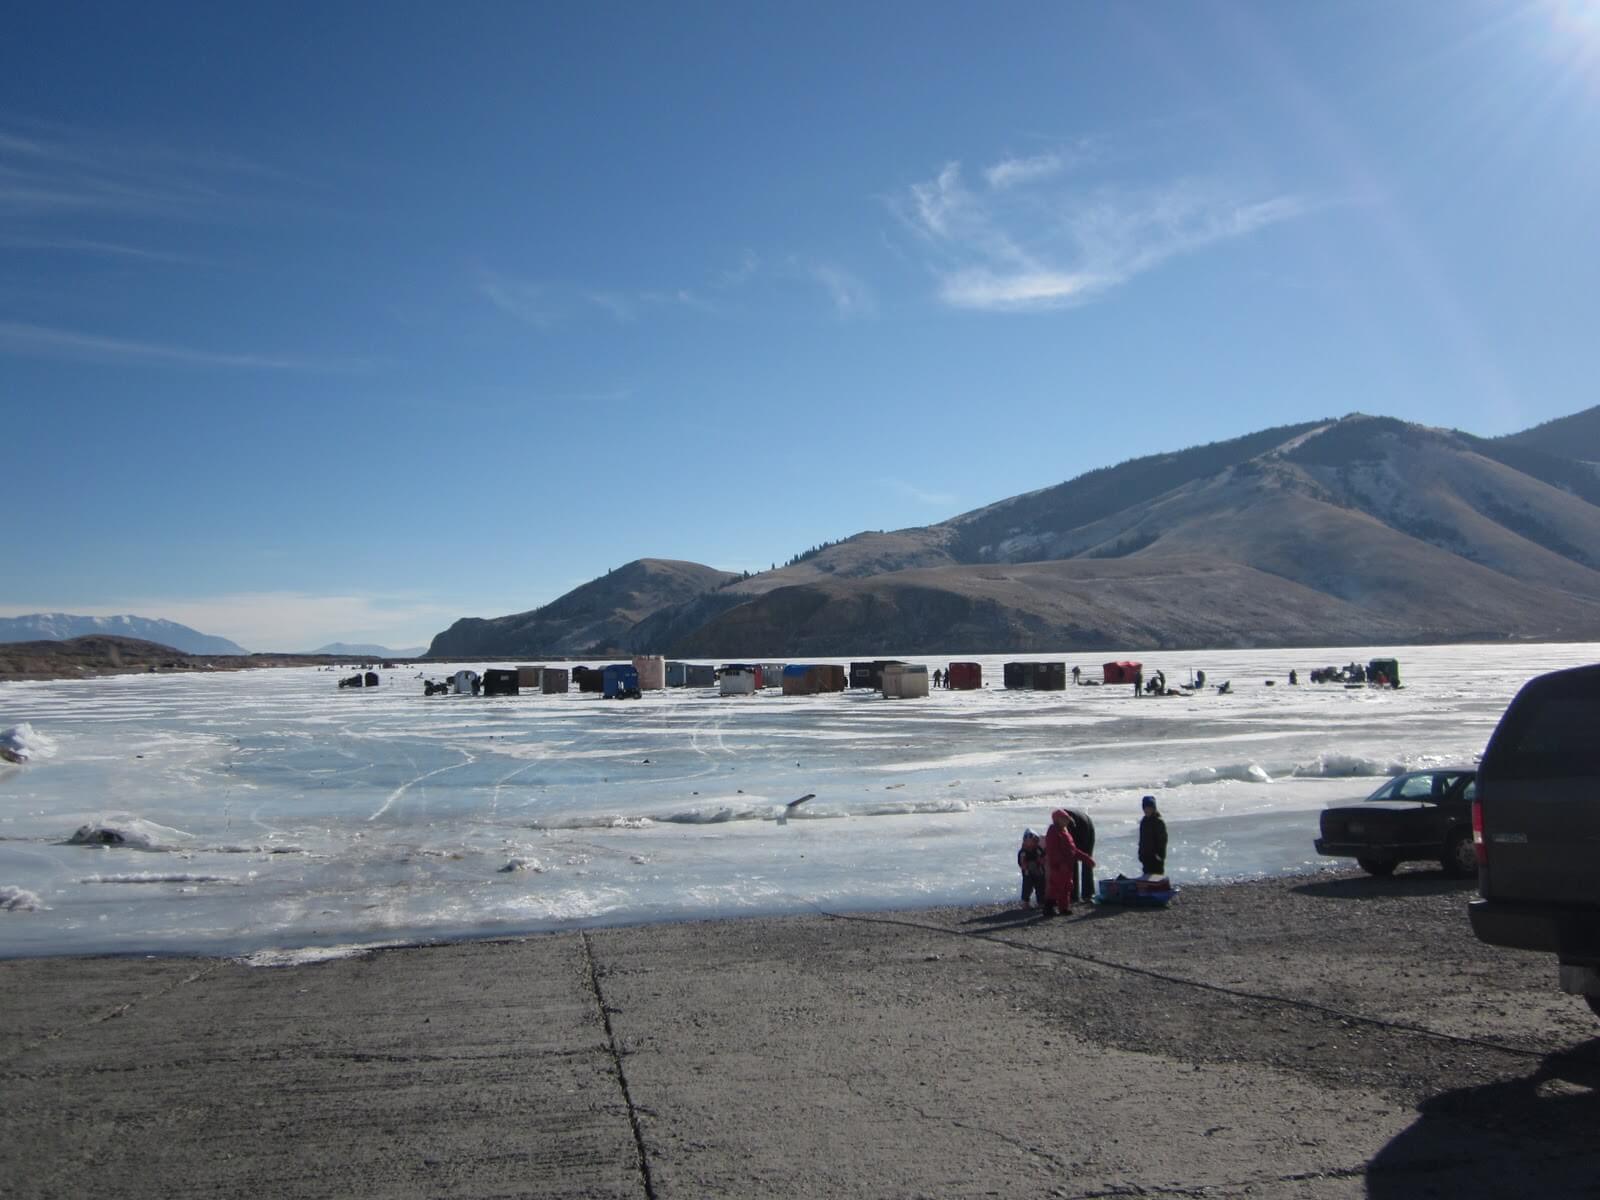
xmin=0 ymin=614 xmax=247 ymax=656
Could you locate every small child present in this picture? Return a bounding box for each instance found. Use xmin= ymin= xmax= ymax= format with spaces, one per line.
xmin=1017 ymin=829 xmax=1047 ymax=908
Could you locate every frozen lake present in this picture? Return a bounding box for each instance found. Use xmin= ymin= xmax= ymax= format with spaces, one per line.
xmin=1 ymin=643 xmax=1593 ymax=960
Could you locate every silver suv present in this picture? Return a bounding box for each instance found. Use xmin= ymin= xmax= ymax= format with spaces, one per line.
xmin=1468 ymin=663 xmax=1600 ymax=1019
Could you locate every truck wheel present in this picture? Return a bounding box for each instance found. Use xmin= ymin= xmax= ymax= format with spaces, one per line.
xmin=1587 ymin=996 xmax=1600 ymax=1020
xmin=1441 ymin=830 xmax=1477 ymax=878
xmin=1357 ymin=856 xmax=1397 ymax=877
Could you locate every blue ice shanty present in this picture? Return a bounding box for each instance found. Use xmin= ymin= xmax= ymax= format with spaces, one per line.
xmin=603 ymin=663 xmax=641 ymax=699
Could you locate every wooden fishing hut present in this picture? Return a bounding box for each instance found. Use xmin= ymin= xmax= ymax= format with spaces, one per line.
xmin=632 ymin=655 xmax=666 ymax=690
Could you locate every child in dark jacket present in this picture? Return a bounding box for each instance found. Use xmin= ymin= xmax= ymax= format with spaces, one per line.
xmin=1138 ymin=795 xmax=1169 ymax=878
xmin=1017 ymin=830 xmax=1047 ymax=908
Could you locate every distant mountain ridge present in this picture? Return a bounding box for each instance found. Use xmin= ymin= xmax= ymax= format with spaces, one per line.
xmin=0 ymin=613 xmax=246 ymax=656
xmin=423 ymin=406 xmax=1600 ymax=656
xmin=313 ymin=642 xmax=427 ymax=659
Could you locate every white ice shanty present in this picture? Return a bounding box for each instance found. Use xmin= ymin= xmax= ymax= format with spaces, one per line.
xmin=719 ymin=664 xmax=759 ymax=696
xmin=881 ymin=663 xmax=930 ymax=699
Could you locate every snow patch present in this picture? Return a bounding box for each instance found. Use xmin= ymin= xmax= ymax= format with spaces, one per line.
xmin=498 ymin=856 xmax=544 ymax=873
xmin=1 ymin=885 xmax=46 ymax=912
xmin=0 ymin=723 xmax=57 ymax=764
xmin=1288 ymin=753 xmax=1407 ymax=779
xmin=1166 ymin=762 xmax=1274 ymax=787
xmin=235 ymin=942 xmax=403 ymax=968
xmin=66 ymin=817 xmax=193 ymax=851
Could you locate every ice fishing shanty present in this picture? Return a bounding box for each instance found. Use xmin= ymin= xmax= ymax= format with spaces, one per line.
xmin=850 ymin=660 xmax=907 ymax=690
xmin=632 ymin=655 xmax=665 ymax=690
xmin=573 ymin=666 xmax=604 ymax=694
xmin=665 ymin=661 xmax=715 ymax=688
xmin=945 ymin=662 xmax=982 ymax=690
xmin=516 ymin=665 xmax=542 ymax=689
xmin=541 ymin=667 xmax=570 ymax=694
xmin=482 ymin=669 xmax=520 ymax=696
xmin=881 ymin=663 xmax=930 ymax=699
xmin=719 ymin=664 xmax=759 ymax=696
xmin=1004 ymin=662 xmax=1067 ymax=691
xmin=603 ymin=664 xmax=641 ymax=699
xmin=1102 ymin=661 xmax=1143 ymax=685
xmin=783 ymin=664 xmax=848 ymax=695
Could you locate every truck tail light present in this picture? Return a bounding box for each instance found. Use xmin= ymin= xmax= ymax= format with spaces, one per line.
xmin=1472 ymin=799 xmax=1487 ymax=867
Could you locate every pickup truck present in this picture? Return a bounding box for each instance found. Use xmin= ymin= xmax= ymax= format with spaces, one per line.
xmin=1468 ymin=663 xmax=1600 ymax=1019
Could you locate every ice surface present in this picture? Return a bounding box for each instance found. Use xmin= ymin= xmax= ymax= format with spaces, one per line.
xmin=0 ymin=643 xmax=1593 ymax=957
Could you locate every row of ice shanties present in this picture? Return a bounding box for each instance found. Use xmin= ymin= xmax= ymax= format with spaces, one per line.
xmin=419 ymin=656 xmax=1131 ymax=700
xmin=412 ymin=654 xmax=1401 ymax=700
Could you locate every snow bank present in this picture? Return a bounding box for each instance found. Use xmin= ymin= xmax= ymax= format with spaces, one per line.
xmin=0 ymin=723 xmax=57 ymax=764
xmin=1 ymin=885 xmax=46 ymax=912
xmin=1166 ymin=762 xmax=1273 ymax=787
xmin=498 ymin=856 xmax=545 ymax=873
xmin=66 ymin=816 xmax=193 ymax=851
xmin=1289 ymin=753 xmax=1407 ymax=779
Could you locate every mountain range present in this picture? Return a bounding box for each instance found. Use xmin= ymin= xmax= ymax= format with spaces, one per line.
xmin=0 ymin=614 xmax=247 ymax=657
xmin=426 ymin=408 xmax=1600 ymax=658
xmin=312 ymin=642 xmax=428 ymax=659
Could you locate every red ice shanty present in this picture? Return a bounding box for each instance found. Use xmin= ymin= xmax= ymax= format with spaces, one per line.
xmin=1102 ymin=661 xmax=1143 ymax=685
xmin=945 ymin=662 xmax=982 ymax=690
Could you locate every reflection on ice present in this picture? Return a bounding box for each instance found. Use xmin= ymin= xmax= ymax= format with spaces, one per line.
xmin=0 ymin=642 xmax=1594 ymax=957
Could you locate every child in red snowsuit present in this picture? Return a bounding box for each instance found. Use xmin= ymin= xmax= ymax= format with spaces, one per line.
xmin=1043 ymin=807 xmax=1096 ymax=916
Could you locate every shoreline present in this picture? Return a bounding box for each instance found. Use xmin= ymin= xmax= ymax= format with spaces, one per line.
xmin=0 ymin=862 xmax=1351 ymax=965
xmin=6 ymin=868 xmax=1598 ymax=1198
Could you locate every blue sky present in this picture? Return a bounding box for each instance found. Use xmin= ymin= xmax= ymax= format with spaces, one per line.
xmin=4 ymin=1 xmax=1598 ymax=650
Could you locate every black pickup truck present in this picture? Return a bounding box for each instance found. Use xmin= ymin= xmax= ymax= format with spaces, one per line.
xmin=1468 ymin=663 xmax=1600 ymax=1019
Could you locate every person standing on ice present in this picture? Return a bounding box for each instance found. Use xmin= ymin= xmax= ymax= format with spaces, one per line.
xmin=1063 ymin=808 xmax=1097 ymax=903
xmin=1138 ymin=795 xmax=1168 ymax=879
xmin=1042 ymin=808 xmax=1095 ymax=917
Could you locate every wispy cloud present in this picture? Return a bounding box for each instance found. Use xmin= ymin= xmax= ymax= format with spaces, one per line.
xmin=808 ymin=262 xmax=876 ymax=317
xmin=983 ymin=152 xmax=1067 ymax=191
xmin=481 ymin=268 xmax=712 ymax=329
xmin=0 ymin=320 xmax=368 ymax=372
xmin=0 ymin=119 xmax=284 ymax=221
xmin=479 ymin=271 xmax=557 ymax=329
xmin=885 ymin=478 xmax=958 ymax=508
xmin=893 ymin=156 xmax=1312 ymax=312
xmin=0 ymin=233 xmax=202 ymax=263
xmin=715 ymin=249 xmax=761 ymax=288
